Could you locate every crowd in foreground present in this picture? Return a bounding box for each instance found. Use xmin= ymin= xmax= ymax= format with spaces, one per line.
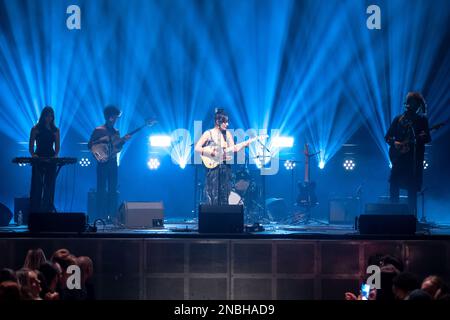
xmin=0 ymin=248 xmax=94 ymax=300
xmin=345 ymin=254 xmax=450 ymax=300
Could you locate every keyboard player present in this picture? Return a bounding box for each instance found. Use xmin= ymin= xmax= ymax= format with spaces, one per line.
xmin=28 ymin=106 xmax=60 ymax=213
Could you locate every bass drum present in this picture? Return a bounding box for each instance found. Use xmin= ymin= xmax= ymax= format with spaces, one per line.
xmin=234 ymin=169 xmax=251 ymax=193
xmin=228 ymin=191 xmax=243 ymax=205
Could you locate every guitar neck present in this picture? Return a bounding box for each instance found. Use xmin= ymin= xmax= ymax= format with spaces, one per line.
xmin=125 ymin=124 xmax=146 ymax=137
xmin=224 ymin=137 xmax=256 ymax=152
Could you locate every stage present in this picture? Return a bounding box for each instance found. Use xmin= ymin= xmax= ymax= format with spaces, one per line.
xmin=1 ymin=220 xmax=450 ymax=300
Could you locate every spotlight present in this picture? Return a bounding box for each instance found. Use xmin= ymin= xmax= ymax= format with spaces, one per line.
xmin=318 ymin=160 xmax=325 ymax=170
xmin=150 ymin=135 xmax=171 ymax=147
xmin=179 ymin=160 xmax=187 ymax=169
xmin=147 ymin=158 xmax=160 ymax=170
xmin=284 ymin=160 xmax=296 ymax=170
xmin=423 ymin=160 xmax=429 ymax=170
xmin=272 ymin=136 xmax=294 ymax=148
xmin=343 ymin=159 xmax=356 ymax=171
xmin=79 ymin=157 xmax=91 ymax=167
xmin=18 ymin=163 xmax=28 ymax=167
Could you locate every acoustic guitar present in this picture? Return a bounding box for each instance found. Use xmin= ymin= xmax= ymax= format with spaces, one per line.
xmin=388 ymin=122 xmax=445 ymax=164
xmin=200 ymin=135 xmax=267 ymax=169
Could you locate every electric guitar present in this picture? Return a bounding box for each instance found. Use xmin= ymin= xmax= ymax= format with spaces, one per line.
xmin=90 ymin=119 xmax=157 ymax=163
xmin=297 ymin=143 xmax=318 ymax=209
xmin=200 ymin=135 xmax=267 ymax=169
xmin=388 ymin=122 xmax=445 ymax=164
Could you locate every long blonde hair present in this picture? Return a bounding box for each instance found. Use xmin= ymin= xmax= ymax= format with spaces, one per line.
xmin=23 ymin=248 xmax=47 ymax=270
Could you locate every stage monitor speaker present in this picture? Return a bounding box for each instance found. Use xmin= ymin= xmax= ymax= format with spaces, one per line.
xmin=14 ymin=197 xmax=30 ymax=225
xmin=118 ymin=202 xmax=164 ymax=228
xmin=28 ymin=212 xmax=86 ymax=233
xmin=365 ymin=203 xmax=411 ymax=215
xmin=329 ymin=197 xmax=359 ymax=224
xmin=0 ymin=203 xmax=13 ymax=227
xmin=358 ymin=214 xmax=416 ymax=235
xmin=199 ymin=205 xmax=243 ymax=233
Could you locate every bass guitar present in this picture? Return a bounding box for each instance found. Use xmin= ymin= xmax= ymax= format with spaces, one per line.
xmin=90 ymin=119 xmax=157 ymax=163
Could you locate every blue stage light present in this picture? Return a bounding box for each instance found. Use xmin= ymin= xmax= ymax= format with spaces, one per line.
xmin=272 ymin=136 xmax=294 ymax=148
xmin=284 ymin=160 xmax=295 ymax=170
xmin=423 ymin=160 xmax=429 ymax=170
xmin=318 ymin=160 xmax=325 ymax=170
xmin=147 ymin=158 xmax=160 ymax=170
xmin=0 ymin=0 xmax=448 ymax=175
xmin=79 ymin=157 xmax=91 ymax=167
xmin=343 ymin=159 xmax=356 ymax=171
xmin=179 ymin=160 xmax=187 ymax=169
xmin=150 ymin=135 xmax=172 ymax=147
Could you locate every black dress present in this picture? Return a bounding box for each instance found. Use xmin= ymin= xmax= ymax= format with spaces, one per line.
xmin=30 ymin=125 xmax=57 ymax=213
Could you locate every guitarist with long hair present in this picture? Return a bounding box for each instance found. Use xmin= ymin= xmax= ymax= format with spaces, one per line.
xmin=88 ymin=105 xmax=130 ymax=219
xmin=385 ymin=92 xmax=431 ymax=216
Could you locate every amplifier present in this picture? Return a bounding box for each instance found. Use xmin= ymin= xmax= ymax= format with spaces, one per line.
xmin=329 ymin=197 xmax=359 ymax=224
xmin=118 ymin=202 xmax=164 ymax=228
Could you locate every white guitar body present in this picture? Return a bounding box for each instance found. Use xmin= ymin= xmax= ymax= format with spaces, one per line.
xmin=90 ymin=143 xmax=111 ymax=163
xmin=90 ymin=119 xmax=157 ymax=163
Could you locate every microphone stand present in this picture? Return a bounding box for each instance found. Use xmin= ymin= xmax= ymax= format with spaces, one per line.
xmin=256 ymin=139 xmax=271 ymax=218
xmin=407 ymin=121 xmax=418 ymax=218
xmin=419 ymin=188 xmax=427 ymax=223
xmin=279 ymin=158 xmax=302 ymax=216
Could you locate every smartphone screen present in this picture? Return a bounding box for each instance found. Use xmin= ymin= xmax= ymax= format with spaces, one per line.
xmin=361 ymin=283 xmax=371 ymax=300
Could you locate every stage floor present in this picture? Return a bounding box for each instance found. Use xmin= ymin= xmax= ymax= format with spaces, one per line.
xmin=1 ymin=218 xmax=450 ymax=239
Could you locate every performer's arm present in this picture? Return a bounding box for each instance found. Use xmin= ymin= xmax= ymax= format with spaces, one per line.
xmin=195 ymin=131 xmax=215 ymax=157
xmin=88 ymin=128 xmax=104 ymax=149
xmin=29 ymin=127 xmax=37 ymax=157
xmin=227 ymin=131 xmax=241 ymax=152
xmin=54 ymin=129 xmax=60 ymax=157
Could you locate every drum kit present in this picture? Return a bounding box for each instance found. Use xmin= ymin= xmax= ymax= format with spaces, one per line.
xmin=228 ymin=168 xmax=270 ymax=224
